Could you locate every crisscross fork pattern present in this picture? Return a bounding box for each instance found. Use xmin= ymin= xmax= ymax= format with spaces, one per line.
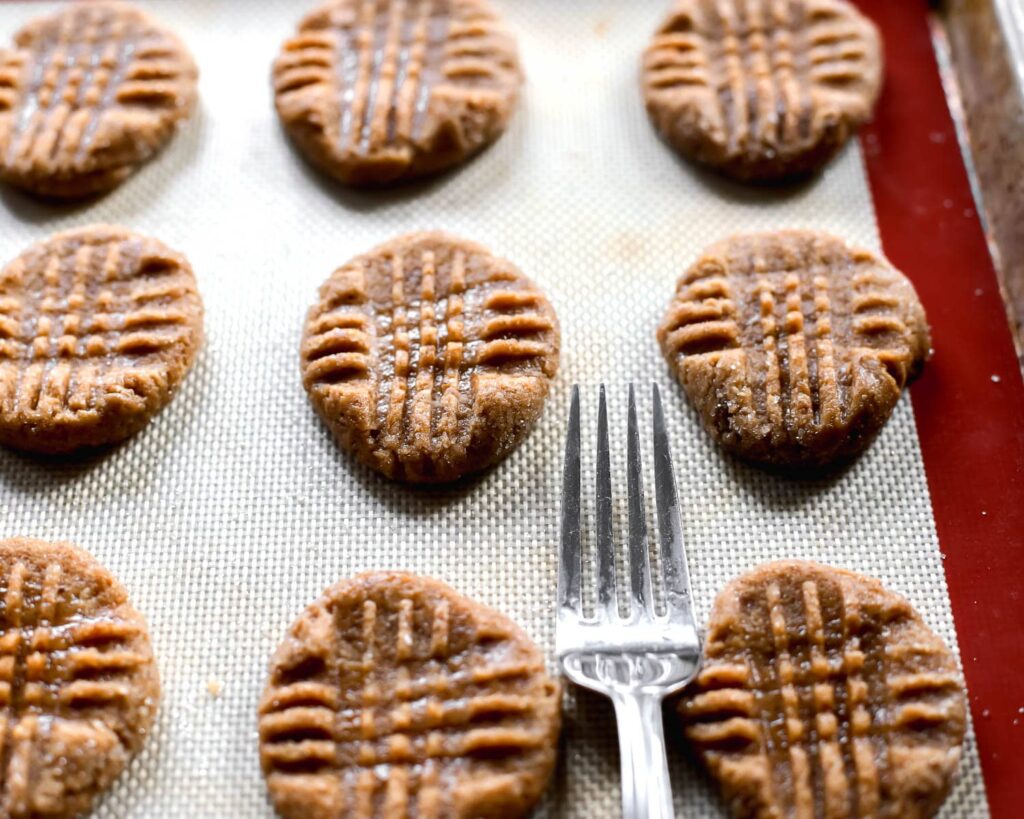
xmin=301 ymin=233 xmax=559 ymax=481
xmin=259 ymin=575 xmax=560 ymax=817
xmin=0 ymin=555 xmax=153 ymax=816
xmin=0 ymin=231 xmax=199 ymax=422
xmin=0 ymin=2 xmax=197 ymax=195
xmin=679 ymin=562 xmax=967 ymax=818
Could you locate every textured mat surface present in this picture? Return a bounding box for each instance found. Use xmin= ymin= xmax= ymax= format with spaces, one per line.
xmin=0 ymin=1 xmax=989 ymax=816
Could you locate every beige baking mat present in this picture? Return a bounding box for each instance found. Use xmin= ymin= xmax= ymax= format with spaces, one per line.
xmin=0 ymin=1 xmax=990 ymax=816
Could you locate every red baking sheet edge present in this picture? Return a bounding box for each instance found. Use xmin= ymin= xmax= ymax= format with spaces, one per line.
xmin=856 ymin=1 xmax=1024 ymax=815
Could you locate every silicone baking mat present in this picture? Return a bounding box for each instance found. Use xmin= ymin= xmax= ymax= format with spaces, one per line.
xmin=0 ymin=1 xmax=994 ymax=816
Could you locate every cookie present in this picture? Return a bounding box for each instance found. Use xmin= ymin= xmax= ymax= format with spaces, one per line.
xmin=0 ymin=0 xmax=198 ymax=199
xmin=273 ymin=0 xmax=522 ymax=186
xmin=642 ymin=0 xmax=882 ymax=181
xmin=301 ymin=231 xmax=559 ymax=482
xmin=0 ymin=537 xmax=160 ymax=819
xmin=677 ymin=560 xmax=966 ymax=819
xmin=657 ymin=231 xmax=929 ymax=468
xmin=0 ymin=225 xmax=204 ymax=454
xmin=258 ymin=571 xmax=561 ymax=819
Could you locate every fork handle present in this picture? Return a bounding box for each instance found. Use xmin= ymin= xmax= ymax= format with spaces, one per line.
xmin=611 ymin=691 xmax=676 ymax=819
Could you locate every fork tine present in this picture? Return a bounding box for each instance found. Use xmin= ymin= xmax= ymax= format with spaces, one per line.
xmin=652 ymin=384 xmax=698 ymax=629
xmin=594 ymin=385 xmax=618 ymax=621
xmin=558 ymin=385 xmax=582 ymax=616
xmin=626 ymin=384 xmax=654 ymax=618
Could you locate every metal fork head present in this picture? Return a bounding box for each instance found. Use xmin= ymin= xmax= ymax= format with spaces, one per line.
xmin=556 ymin=384 xmax=701 ymax=697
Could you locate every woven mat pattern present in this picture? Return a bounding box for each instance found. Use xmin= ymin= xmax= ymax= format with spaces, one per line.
xmin=0 ymin=1 xmax=989 ymax=816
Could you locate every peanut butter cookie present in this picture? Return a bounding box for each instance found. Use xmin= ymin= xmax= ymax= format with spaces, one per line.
xmin=0 ymin=225 xmax=204 ymax=453
xmin=657 ymin=231 xmax=929 ymax=468
xmin=677 ymin=560 xmax=966 ymax=819
xmin=273 ymin=0 xmax=522 ymax=186
xmin=0 ymin=537 xmax=160 ymax=819
xmin=259 ymin=571 xmax=561 ymax=819
xmin=0 ymin=1 xmax=198 ymax=199
xmin=301 ymin=231 xmax=559 ymax=482
xmin=642 ymin=0 xmax=882 ymax=181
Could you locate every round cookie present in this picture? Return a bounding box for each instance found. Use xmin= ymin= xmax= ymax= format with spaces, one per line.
xmin=0 ymin=1 xmax=198 ymax=199
xmin=258 ymin=571 xmax=561 ymax=819
xmin=301 ymin=231 xmax=559 ymax=482
xmin=0 ymin=537 xmax=160 ymax=819
xmin=676 ymin=560 xmax=966 ymax=819
xmin=273 ymin=0 xmax=522 ymax=186
xmin=0 ymin=225 xmax=204 ymax=454
xmin=657 ymin=230 xmax=929 ymax=468
xmin=642 ymin=0 xmax=882 ymax=181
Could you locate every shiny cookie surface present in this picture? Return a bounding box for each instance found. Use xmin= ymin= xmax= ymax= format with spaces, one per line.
xmin=259 ymin=572 xmax=561 ymax=819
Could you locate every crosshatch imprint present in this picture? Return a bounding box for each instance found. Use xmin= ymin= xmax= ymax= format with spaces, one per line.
xmin=658 ymin=231 xmax=929 ymax=467
xmin=0 ymin=226 xmax=203 ymax=453
xmin=677 ymin=562 xmax=967 ymax=819
xmin=259 ymin=573 xmax=561 ymax=818
xmin=302 ymin=233 xmax=559 ymax=482
xmin=0 ymin=538 xmax=159 ymax=819
xmin=0 ymin=1 xmax=197 ymax=198
xmin=643 ymin=0 xmax=882 ymax=179
xmin=274 ymin=0 xmax=521 ymax=185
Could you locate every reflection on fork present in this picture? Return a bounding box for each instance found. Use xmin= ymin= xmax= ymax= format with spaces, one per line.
xmin=556 ymin=383 xmax=703 ymax=819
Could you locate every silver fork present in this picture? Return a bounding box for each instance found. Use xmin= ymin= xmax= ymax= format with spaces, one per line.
xmin=557 ymin=383 xmax=703 ymax=819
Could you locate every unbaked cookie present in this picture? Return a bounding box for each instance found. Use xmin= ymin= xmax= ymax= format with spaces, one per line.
xmin=642 ymin=0 xmax=882 ymax=181
xmin=0 ymin=537 xmax=160 ymax=819
xmin=259 ymin=571 xmax=561 ymax=819
xmin=677 ymin=560 xmax=966 ymax=819
xmin=0 ymin=225 xmax=204 ymax=453
xmin=273 ymin=0 xmax=522 ymax=186
xmin=301 ymin=231 xmax=559 ymax=482
xmin=657 ymin=230 xmax=929 ymax=468
xmin=0 ymin=1 xmax=198 ymax=199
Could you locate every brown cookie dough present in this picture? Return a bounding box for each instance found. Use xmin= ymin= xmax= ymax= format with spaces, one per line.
xmin=642 ymin=0 xmax=882 ymax=181
xmin=676 ymin=560 xmax=967 ymax=819
xmin=273 ymin=0 xmax=522 ymax=186
xmin=0 ymin=1 xmax=198 ymax=199
xmin=0 ymin=537 xmax=161 ymax=819
xmin=259 ymin=571 xmax=561 ymax=819
xmin=657 ymin=231 xmax=929 ymax=468
xmin=0 ymin=225 xmax=204 ymax=454
xmin=301 ymin=231 xmax=559 ymax=482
